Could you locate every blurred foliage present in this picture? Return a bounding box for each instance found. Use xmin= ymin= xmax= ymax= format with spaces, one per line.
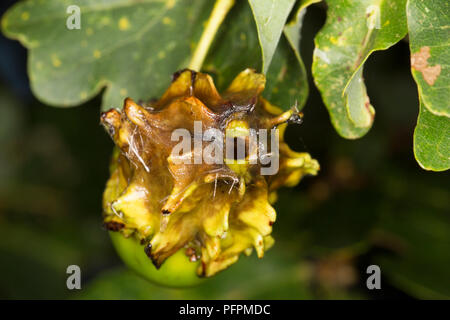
xmin=0 ymin=1 xmax=449 ymax=300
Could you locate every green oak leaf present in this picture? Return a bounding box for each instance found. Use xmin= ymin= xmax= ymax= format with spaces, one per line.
xmin=407 ymin=0 xmax=449 ymax=117
xmin=312 ymin=0 xmax=407 ymax=139
xmin=282 ymin=0 xmax=322 ymax=110
xmin=1 ymin=0 xmax=213 ymax=111
xmin=248 ymin=0 xmax=297 ymax=74
xmin=204 ymin=0 xmax=309 ymax=110
xmin=284 ymin=0 xmax=321 ymax=52
xmin=407 ymin=0 xmax=449 ymax=171
xmin=264 ymin=36 xmax=309 ymax=110
xmin=414 ymin=103 xmax=450 ymax=171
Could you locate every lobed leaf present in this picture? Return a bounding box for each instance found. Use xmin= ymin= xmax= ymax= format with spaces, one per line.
xmin=413 ymin=102 xmax=450 ymax=171
xmin=407 ymin=0 xmax=450 ymax=171
xmin=312 ymin=0 xmax=407 ymax=139
xmin=1 ymin=0 xmax=213 ymax=111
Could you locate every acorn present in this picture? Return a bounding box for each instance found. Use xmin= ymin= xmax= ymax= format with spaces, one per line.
xmin=101 ymin=69 xmax=319 ymax=286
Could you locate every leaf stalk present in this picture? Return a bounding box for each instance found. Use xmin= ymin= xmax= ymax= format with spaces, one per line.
xmin=189 ymin=0 xmax=235 ymax=71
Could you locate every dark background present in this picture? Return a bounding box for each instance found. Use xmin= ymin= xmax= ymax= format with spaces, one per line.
xmin=0 ymin=0 xmax=449 ymax=299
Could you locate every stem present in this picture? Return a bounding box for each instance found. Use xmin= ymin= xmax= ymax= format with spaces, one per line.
xmin=188 ymin=0 xmax=235 ymax=71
